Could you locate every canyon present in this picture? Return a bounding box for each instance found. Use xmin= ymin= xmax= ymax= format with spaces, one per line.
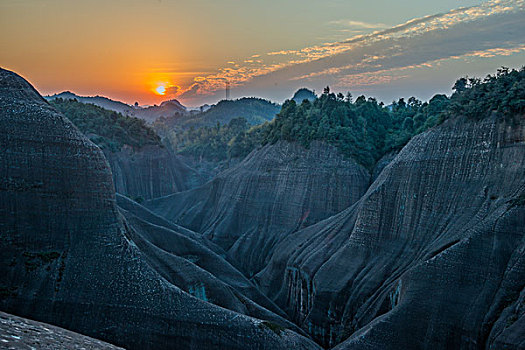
xmin=1 ymin=67 xmax=523 ymax=349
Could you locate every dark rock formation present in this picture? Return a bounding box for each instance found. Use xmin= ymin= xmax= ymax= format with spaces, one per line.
xmin=371 ymin=151 xmax=398 ymax=181
xmin=4 ymin=65 xmax=523 ymax=350
xmin=256 ymin=114 xmax=525 ymax=349
xmin=105 ymin=144 xmax=203 ymax=200
xmin=116 ymin=193 xmax=302 ymax=331
xmin=0 ymin=68 xmax=320 ymax=350
xmin=0 ymin=311 xmax=124 ymax=349
xmin=146 ymin=141 xmax=371 ymax=276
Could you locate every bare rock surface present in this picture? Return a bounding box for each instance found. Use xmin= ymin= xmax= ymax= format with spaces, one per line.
xmin=256 ymin=114 xmax=525 ymax=349
xmin=105 ymin=144 xmax=203 ymax=200
xmin=0 ymin=311 xmax=123 ymax=349
xmin=146 ymin=140 xmax=371 ymax=276
xmin=0 ymin=68 xmax=320 ymax=350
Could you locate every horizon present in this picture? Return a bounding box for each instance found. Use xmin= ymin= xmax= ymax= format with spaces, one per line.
xmin=1 ymin=0 xmax=524 ymax=107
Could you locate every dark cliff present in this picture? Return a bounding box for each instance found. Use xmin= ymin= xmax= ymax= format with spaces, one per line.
xmin=105 ymin=145 xmax=203 ymax=200
xmin=49 ymin=97 xmax=202 ymax=200
xmin=146 ymin=141 xmax=371 ymax=276
xmin=0 ymin=68 xmax=320 ymax=350
xmin=256 ymin=114 xmax=525 ymax=349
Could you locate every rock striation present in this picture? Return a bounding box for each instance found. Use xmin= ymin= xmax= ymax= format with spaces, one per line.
xmin=105 ymin=144 xmax=202 ymax=200
xmin=0 ymin=68 xmax=320 ymax=350
xmin=0 ymin=311 xmax=124 ymax=349
xmin=256 ymin=114 xmax=525 ymax=349
xmin=146 ymin=140 xmax=371 ymax=276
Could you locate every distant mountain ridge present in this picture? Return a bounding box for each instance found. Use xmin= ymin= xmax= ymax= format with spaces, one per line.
xmin=46 ymin=91 xmax=187 ymax=123
xmin=292 ymin=88 xmax=316 ymax=103
xmin=154 ymin=97 xmax=280 ymax=131
xmin=46 ymin=92 xmax=280 ymax=128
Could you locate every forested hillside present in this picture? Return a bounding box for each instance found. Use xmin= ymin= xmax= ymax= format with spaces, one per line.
xmin=447 ymin=66 xmax=525 ymax=119
xmin=151 ymin=68 xmax=525 ymax=170
xmin=258 ymin=88 xmax=447 ymax=169
xmin=50 ymin=98 xmax=161 ymax=151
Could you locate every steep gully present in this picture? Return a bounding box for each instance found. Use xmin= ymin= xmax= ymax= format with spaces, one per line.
xmin=1 ymin=67 xmax=523 ymax=349
xmin=146 ymin=113 xmax=525 ymax=348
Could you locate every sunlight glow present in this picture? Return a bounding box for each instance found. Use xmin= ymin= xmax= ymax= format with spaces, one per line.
xmin=155 ymin=85 xmax=166 ymax=95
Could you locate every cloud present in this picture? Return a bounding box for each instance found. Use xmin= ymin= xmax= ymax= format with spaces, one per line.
xmin=329 ymin=19 xmax=386 ymax=30
xmin=165 ymin=85 xmax=180 ymax=96
xmin=177 ymin=82 xmax=204 ymax=100
xmin=177 ymin=0 xmax=524 ymax=103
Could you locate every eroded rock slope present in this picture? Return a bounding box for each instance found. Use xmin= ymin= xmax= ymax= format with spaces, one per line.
xmin=0 ymin=311 xmax=124 ymax=349
xmin=256 ymin=114 xmax=525 ymax=349
xmin=146 ymin=141 xmax=371 ymax=276
xmin=105 ymin=145 xmax=202 ymax=200
xmin=0 ymin=68 xmax=320 ymax=350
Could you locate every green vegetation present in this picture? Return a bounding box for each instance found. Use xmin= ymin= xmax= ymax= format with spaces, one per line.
xmin=163 ymin=117 xmax=259 ymax=161
xmin=257 ymin=87 xmax=448 ymax=169
xmin=95 ymin=68 xmax=523 ymax=170
xmin=191 ymin=98 xmax=280 ymax=126
xmin=50 ymin=98 xmax=161 ymax=152
xmin=161 ymin=90 xmax=448 ymax=167
xmin=245 ymin=67 xmax=524 ymax=170
xmin=258 ymin=321 xmax=286 ymax=336
xmin=154 ymin=97 xmax=279 ymax=133
xmin=447 ymin=67 xmax=525 ymax=120
xmin=152 ymin=98 xmax=279 ymax=161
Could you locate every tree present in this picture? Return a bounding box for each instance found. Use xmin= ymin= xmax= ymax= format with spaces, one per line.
xmin=452 ymin=77 xmax=468 ymax=93
xmin=345 ymin=92 xmax=353 ymax=104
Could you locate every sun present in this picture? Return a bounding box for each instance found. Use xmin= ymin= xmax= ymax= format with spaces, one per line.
xmin=155 ymin=85 xmax=166 ymax=95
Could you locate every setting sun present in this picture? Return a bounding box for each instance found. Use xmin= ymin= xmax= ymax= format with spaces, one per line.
xmin=155 ymin=85 xmax=166 ymax=95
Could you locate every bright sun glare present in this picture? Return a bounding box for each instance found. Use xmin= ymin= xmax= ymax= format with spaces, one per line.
xmin=155 ymin=85 xmax=166 ymax=95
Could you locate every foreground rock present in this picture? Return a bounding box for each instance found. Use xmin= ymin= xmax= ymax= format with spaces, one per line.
xmin=256 ymin=114 xmax=525 ymax=349
xmin=0 ymin=311 xmax=123 ymax=349
xmin=0 ymin=68 xmax=320 ymax=350
xmin=146 ymin=141 xmax=370 ymax=276
xmin=115 ymin=193 xmax=307 ymax=335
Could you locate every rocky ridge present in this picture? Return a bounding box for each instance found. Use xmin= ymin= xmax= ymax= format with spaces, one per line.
xmin=105 ymin=144 xmax=203 ymax=200
xmin=255 ymin=114 xmax=525 ymax=349
xmin=146 ymin=140 xmax=371 ymax=277
xmin=3 ymin=66 xmax=524 ymax=350
xmin=0 ymin=311 xmax=123 ymax=349
xmin=0 ymin=68 xmax=320 ymax=350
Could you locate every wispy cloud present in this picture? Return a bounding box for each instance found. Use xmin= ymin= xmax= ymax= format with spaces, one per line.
xmin=173 ymin=0 xmax=525 ymax=102
xmin=328 ymin=19 xmax=386 ymax=30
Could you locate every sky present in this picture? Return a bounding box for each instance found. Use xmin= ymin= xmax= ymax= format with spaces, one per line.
xmin=1 ymin=0 xmax=524 ymax=107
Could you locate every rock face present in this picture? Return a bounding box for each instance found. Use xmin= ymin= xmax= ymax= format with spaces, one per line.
xmin=104 ymin=145 xmax=202 ymax=200
xmin=146 ymin=141 xmax=371 ymax=276
xmin=115 ymin=193 xmax=306 ymax=335
xmin=0 ymin=311 xmax=124 ymax=349
xmin=256 ymin=115 xmax=525 ymax=349
xmin=0 ymin=68 xmax=320 ymax=350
